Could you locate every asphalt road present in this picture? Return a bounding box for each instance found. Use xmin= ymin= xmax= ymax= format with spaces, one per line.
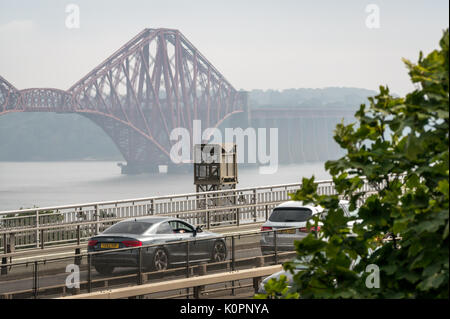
xmin=0 ymin=246 xmax=267 ymax=296
xmin=0 ymin=223 xmax=298 ymax=298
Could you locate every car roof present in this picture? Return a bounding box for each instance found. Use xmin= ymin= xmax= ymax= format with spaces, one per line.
xmin=275 ymin=201 xmax=322 ymax=211
xmin=275 ymin=200 xmax=349 ymax=211
xmin=119 ymin=216 xmax=179 ymax=224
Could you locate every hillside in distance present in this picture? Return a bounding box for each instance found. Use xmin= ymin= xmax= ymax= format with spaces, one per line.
xmin=0 ymin=112 xmax=123 ymax=161
xmin=0 ymin=87 xmax=377 ymax=161
xmin=249 ymin=87 xmax=377 ymax=108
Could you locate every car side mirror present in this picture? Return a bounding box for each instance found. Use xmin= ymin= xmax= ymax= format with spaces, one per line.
xmin=195 ymin=226 xmax=203 ymax=234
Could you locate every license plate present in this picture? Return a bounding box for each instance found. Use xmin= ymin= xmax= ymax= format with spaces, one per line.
xmin=100 ymin=243 xmax=119 ymax=249
xmin=279 ymin=229 xmax=296 ymax=234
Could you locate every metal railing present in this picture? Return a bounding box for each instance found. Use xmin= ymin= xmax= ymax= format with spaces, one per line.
xmin=0 ymin=179 xmax=378 ymax=252
xmin=0 ymin=227 xmax=302 ymax=299
xmin=58 ymin=265 xmax=284 ymax=299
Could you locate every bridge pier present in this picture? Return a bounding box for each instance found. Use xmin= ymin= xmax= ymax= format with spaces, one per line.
xmin=118 ymin=162 xmax=159 ymax=175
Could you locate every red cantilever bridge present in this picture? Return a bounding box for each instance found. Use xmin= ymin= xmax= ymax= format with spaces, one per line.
xmin=0 ymin=28 xmax=355 ymax=173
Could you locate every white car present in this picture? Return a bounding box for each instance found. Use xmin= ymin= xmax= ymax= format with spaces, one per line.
xmin=260 ymin=200 xmax=358 ymax=255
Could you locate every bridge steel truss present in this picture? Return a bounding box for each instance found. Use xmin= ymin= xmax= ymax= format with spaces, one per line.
xmin=0 ymin=28 xmax=363 ymax=171
xmin=0 ymin=29 xmax=247 ymax=171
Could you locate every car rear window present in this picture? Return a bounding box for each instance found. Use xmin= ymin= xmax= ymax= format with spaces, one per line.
xmin=268 ymin=208 xmax=313 ymax=222
xmin=103 ymin=221 xmax=154 ymax=235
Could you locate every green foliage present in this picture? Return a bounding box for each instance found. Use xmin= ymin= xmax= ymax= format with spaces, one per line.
xmin=254 ymin=275 xmax=299 ymax=299
xmin=258 ymin=29 xmax=449 ymax=299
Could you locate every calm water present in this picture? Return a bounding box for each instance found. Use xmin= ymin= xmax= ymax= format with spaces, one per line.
xmin=0 ymin=161 xmax=330 ymax=211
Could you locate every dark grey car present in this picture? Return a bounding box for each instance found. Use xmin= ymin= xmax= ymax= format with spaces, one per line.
xmin=87 ymin=216 xmax=227 ymax=275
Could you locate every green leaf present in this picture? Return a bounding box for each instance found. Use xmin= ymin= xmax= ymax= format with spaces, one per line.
xmin=263 ymin=29 xmax=449 ymax=300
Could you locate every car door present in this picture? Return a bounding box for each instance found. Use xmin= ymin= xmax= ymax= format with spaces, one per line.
xmin=154 ymin=221 xmax=182 ymax=260
xmin=168 ymin=220 xmax=200 ymax=263
xmin=189 ymin=226 xmax=212 ymax=262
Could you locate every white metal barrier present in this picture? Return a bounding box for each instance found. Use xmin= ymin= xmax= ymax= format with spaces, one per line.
xmin=0 ymin=179 xmax=378 ymax=251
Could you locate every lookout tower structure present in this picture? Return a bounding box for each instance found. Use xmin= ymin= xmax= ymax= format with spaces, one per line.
xmin=193 ymin=143 xmax=238 ymax=193
xmin=193 ymin=144 xmax=239 ymax=226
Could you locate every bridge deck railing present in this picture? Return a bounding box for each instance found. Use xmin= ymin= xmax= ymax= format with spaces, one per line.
xmin=0 ymin=179 xmax=379 ymax=252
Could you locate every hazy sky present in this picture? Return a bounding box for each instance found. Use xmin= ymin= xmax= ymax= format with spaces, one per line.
xmin=0 ymin=0 xmax=448 ymax=96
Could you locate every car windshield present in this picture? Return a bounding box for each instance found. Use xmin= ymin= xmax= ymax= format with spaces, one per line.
xmin=103 ymin=221 xmax=154 ymax=235
xmin=340 ymin=203 xmax=359 ymax=217
xmin=320 ymin=204 xmax=359 ymax=219
xmin=348 ymin=209 xmax=359 ymax=217
xmin=268 ymin=208 xmax=312 ymax=222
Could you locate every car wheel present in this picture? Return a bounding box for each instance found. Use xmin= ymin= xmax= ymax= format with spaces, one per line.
xmin=94 ymin=264 xmax=114 ymax=276
xmin=211 ymin=240 xmax=227 ymax=262
xmin=152 ymin=248 xmax=169 ymax=271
